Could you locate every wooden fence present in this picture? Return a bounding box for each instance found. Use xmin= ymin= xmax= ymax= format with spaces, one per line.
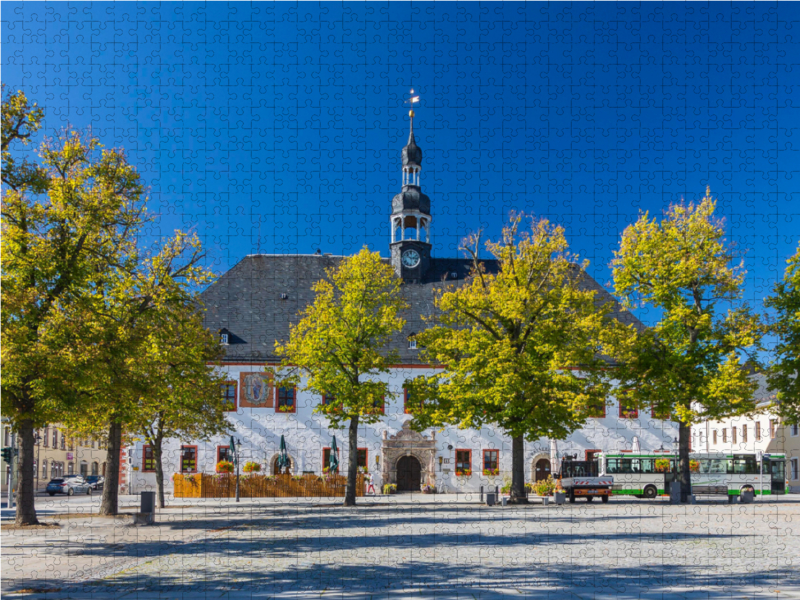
xmin=173 ymin=473 xmax=365 ymax=498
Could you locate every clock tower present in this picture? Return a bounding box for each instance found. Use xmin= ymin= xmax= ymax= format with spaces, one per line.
xmin=390 ymin=105 xmax=432 ymax=282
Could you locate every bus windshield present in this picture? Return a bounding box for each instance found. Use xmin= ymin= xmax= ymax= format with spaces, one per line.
xmin=767 ymin=459 xmax=785 ymax=482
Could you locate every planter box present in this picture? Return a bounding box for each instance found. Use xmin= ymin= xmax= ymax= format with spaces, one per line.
xmin=554 ymin=492 xmax=566 ymax=505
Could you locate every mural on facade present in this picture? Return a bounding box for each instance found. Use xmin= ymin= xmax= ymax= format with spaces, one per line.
xmin=239 ymin=372 xmax=273 ymax=408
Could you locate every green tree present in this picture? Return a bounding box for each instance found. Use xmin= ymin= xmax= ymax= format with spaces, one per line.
xmin=765 ymin=243 xmax=800 ymax=426
xmin=407 ymin=216 xmax=617 ymax=504
xmin=610 ymin=190 xmax=763 ymax=502
xmin=1 ymin=89 xmax=145 ymax=525
xmin=271 ymin=248 xmax=407 ymax=506
xmin=63 ymin=232 xmax=216 ymax=515
xmin=128 ymin=307 xmax=229 ymax=509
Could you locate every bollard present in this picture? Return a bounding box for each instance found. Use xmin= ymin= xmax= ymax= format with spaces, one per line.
xmin=135 ymin=491 xmax=156 ymax=526
xmin=486 ymin=492 xmax=496 ymax=506
xmin=542 ymin=496 xmax=549 ymax=506
xmin=669 ymin=481 xmax=681 ymax=505
xmin=480 ymin=485 xmax=484 ymax=504
xmin=740 ymin=490 xmax=754 ymax=504
xmin=501 ymin=496 xmax=508 ymax=507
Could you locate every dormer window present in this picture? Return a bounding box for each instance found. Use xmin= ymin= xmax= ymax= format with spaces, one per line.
xmin=408 ymin=335 xmax=417 ymax=350
xmin=450 ymin=271 xmax=458 ymax=279
xmin=280 ymin=293 xmax=288 ymax=300
xmin=220 ymin=333 xmax=229 ymax=345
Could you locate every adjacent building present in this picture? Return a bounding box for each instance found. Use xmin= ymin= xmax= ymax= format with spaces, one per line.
xmin=125 ymin=109 xmax=679 ymax=495
xmin=2 ymin=421 xmax=107 ymax=493
xmin=692 ymin=374 xmax=800 ymax=493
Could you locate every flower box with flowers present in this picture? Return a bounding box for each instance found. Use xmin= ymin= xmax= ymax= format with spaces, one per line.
xmin=216 ymin=460 xmax=234 ymax=474
xmin=382 ymin=483 xmax=397 ymax=495
xmin=482 ymin=468 xmax=500 ymax=477
xmin=421 ymin=484 xmax=436 ymax=494
xmin=455 ymin=469 xmax=472 ymax=477
xmin=655 ymin=459 xmax=671 ymax=473
xmin=243 ymin=461 xmax=262 ymax=474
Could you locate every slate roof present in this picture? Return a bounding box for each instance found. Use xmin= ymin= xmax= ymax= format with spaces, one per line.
xmin=201 ymin=254 xmax=644 ymax=365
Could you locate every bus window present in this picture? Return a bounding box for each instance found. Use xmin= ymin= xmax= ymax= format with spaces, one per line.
xmin=701 ymin=459 xmax=726 ymax=474
xmin=729 ymin=456 xmax=758 ymax=475
xmin=639 ymin=459 xmax=655 ymax=473
xmin=768 ymin=459 xmax=785 ymax=482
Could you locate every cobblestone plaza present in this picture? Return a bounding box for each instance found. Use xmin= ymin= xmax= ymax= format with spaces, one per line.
xmin=2 ymin=495 xmax=798 ymax=599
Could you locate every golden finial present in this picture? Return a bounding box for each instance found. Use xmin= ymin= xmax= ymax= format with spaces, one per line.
xmin=409 ymin=109 xmax=415 ymax=118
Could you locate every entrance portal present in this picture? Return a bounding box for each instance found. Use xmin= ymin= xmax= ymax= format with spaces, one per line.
xmin=396 ymin=456 xmax=422 ymax=491
xmin=535 ymin=458 xmax=551 ymax=482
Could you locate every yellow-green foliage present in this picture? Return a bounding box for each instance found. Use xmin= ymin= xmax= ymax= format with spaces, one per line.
xmin=271 ymin=248 xmax=407 ymax=426
xmin=406 ymin=215 xmax=618 ymax=441
xmin=765 ymin=243 xmax=800 ymax=426
xmin=610 ymin=191 xmax=764 ymax=426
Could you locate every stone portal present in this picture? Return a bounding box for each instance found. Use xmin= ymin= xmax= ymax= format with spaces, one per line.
xmin=382 ymin=421 xmax=436 ymax=489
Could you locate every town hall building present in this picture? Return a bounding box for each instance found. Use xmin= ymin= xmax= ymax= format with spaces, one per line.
xmin=125 ymin=110 xmax=679 ymax=495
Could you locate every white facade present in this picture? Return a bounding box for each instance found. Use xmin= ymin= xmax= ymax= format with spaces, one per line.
xmin=126 ymin=365 xmax=679 ymax=495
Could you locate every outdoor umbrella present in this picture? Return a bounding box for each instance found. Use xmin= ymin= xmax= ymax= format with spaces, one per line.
xmin=631 ymin=436 xmax=641 ymax=453
xmin=329 ymin=436 xmax=339 ymax=473
xmin=277 ymin=435 xmax=290 ymax=473
xmin=549 ymin=439 xmax=561 ymax=477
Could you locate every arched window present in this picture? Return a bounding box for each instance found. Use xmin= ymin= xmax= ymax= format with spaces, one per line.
xmin=92 ymin=462 xmax=99 ymax=476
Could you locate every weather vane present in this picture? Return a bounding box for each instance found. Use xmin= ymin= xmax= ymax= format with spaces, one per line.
xmin=405 ymin=88 xmax=420 ymax=118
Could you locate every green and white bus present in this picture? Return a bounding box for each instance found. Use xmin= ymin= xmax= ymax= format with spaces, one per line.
xmin=597 ymin=452 xmax=786 ymax=498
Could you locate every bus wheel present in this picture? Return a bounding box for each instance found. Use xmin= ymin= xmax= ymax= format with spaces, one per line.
xmin=586 ymin=496 xmax=593 ymax=502
xmin=601 ymin=495 xmax=609 ymax=503
xmin=643 ymin=486 xmax=657 ymax=499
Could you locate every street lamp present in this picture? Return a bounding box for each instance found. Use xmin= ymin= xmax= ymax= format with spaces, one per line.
xmin=230 ymin=436 xmax=241 ymax=503
xmin=34 ymin=432 xmax=41 ymax=494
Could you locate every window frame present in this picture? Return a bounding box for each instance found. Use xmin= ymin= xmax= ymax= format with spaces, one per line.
xmin=455 ymin=449 xmax=472 ymax=475
xmin=276 ymin=386 xmax=297 ymax=414
xmin=713 ymin=430 xmax=718 ymax=445
xmin=217 ymin=445 xmax=232 ymax=469
xmin=791 ymin=458 xmax=799 ymax=481
xmin=180 ymin=445 xmax=198 ymax=474
xmin=322 ymin=447 xmax=340 ymax=474
xmin=722 ymin=428 xmax=727 ymax=443
xmin=732 ymin=426 xmax=737 ymax=445
xmin=370 ymin=396 xmax=385 ymax=415
xmin=482 ymin=449 xmax=499 ymax=475
xmin=742 ymin=424 xmax=748 ymax=443
xmin=142 ymin=445 xmax=156 ymax=472
xmin=619 ymin=400 xmax=638 ymax=419
xmin=357 ymin=448 xmax=368 ymax=470
xmin=755 ymin=422 xmax=761 ymax=441
xmin=588 ymin=401 xmax=606 ymax=419
xmin=221 ymin=381 xmax=238 ymax=412
xmin=403 ymin=387 xmax=423 ymax=414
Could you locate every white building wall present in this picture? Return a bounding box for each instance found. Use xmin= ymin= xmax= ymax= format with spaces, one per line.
xmin=127 ymin=365 xmax=679 ymax=495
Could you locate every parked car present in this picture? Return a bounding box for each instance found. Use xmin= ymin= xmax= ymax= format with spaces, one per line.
xmin=85 ymin=475 xmax=104 ymax=490
xmin=46 ymin=476 xmax=92 ymax=496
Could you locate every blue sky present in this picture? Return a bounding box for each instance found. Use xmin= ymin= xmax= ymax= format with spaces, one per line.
xmin=2 ymin=1 xmax=799 ymax=329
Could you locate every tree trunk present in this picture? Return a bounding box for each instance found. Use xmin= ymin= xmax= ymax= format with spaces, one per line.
xmin=154 ymin=437 xmax=166 ymax=509
xmin=15 ymin=418 xmax=39 ymax=526
xmin=100 ymin=421 xmax=122 ymax=515
xmin=343 ymin=415 xmax=359 ymax=507
xmin=677 ymin=419 xmax=691 ymax=503
xmin=509 ymin=434 xmax=528 ymax=504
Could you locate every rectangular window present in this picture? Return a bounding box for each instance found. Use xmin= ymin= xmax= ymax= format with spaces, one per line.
xmin=712 ymin=430 xmax=717 ymax=445
xmin=770 ymin=420 xmax=777 ymax=439
xmin=742 ymin=425 xmax=748 ymax=443
xmin=755 ymin=422 xmax=761 ymax=441
xmin=619 ymin=400 xmax=638 ymax=419
xmin=217 ymin=446 xmax=232 ymax=466
xmin=357 ymin=448 xmax=368 ymax=469
xmin=588 ymin=401 xmax=606 ymax=418
xmin=722 ymin=428 xmax=727 ymax=443
xmin=732 ymin=426 xmax=737 ymax=445
xmin=483 ymin=450 xmax=499 ymax=475
xmin=143 ymin=445 xmax=156 ymax=472
xmin=43 ymin=428 xmax=49 ymax=448
xmin=60 ymin=433 xmax=66 ymax=450
xmin=221 ymin=382 xmax=237 ymax=412
xmin=791 ymin=458 xmax=799 ymax=481
xmin=322 ymin=447 xmax=340 ymax=474
xmin=3 ymin=428 xmax=9 ymax=447
xmin=180 ymin=446 xmax=198 ymax=473
xmin=321 ymin=393 xmax=336 ymax=406
xmin=276 ymin=387 xmax=296 ymax=413
xmin=455 ymin=449 xmax=472 ymax=475
xmin=52 ymin=429 xmax=58 ymax=447
xmin=371 ymin=396 xmax=385 ymax=415
xmin=791 ymin=424 xmax=799 ymax=437
xmin=403 ymin=388 xmax=423 ymax=414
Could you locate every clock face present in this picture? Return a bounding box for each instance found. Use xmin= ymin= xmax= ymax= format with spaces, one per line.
xmin=402 ymin=249 xmax=421 ymax=268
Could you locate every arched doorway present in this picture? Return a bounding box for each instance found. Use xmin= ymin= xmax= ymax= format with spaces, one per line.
xmin=535 ymin=458 xmax=551 ymax=482
xmin=272 ymin=456 xmax=294 ymax=475
xmin=396 ymin=456 xmax=421 ymax=491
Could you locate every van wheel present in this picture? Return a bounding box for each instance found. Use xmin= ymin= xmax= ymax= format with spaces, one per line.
xmin=643 ymin=486 xmax=657 ymax=499
xmin=601 ymin=495 xmax=609 ymax=503
xmin=48 ymin=492 xmax=55 ymax=496
xmin=569 ymin=491 xmax=576 ymax=503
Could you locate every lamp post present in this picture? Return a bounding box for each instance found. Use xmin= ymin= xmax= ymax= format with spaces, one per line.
xmin=34 ymin=432 xmax=41 ymax=494
xmin=230 ymin=436 xmax=241 ymax=503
